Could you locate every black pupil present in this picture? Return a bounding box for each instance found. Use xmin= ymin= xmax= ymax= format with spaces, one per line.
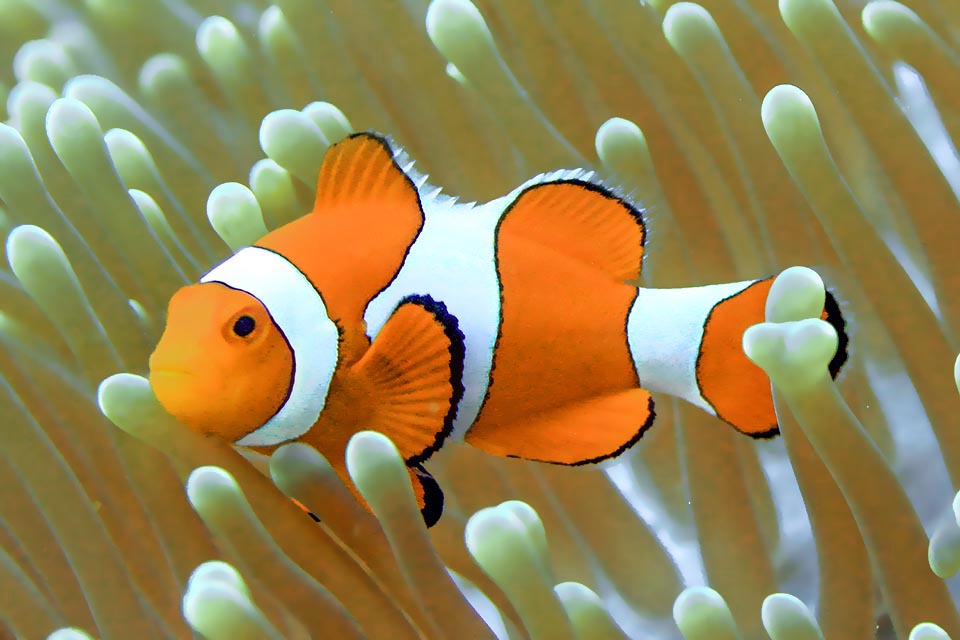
xmin=233 ymin=315 xmax=256 ymax=337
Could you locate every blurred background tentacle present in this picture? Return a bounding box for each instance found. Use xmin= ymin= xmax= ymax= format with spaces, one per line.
xmin=0 ymin=0 xmax=954 ymax=638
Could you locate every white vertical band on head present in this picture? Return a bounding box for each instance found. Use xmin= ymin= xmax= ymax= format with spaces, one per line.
xmin=200 ymin=246 xmax=339 ymax=446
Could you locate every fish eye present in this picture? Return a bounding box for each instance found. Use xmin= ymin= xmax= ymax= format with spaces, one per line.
xmin=232 ymin=315 xmax=256 ymax=338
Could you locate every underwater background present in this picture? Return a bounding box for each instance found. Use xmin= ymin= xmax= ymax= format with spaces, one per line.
xmin=1 ymin=0 xmax=959 ymax=638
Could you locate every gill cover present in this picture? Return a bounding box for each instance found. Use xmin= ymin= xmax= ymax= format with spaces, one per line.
xmin=199 ymin=246 xmax=340 ymax=446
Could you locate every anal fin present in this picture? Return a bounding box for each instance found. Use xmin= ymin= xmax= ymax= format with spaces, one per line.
xmin=289 ymin=464 xmax=443 ymax=527
xmin=466 ymin=389 xmax=655 ymax=465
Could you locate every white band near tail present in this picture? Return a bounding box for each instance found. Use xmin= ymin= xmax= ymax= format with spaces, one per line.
xmin=627 ymin=281 xmax=753 ymax=413
xmin=200 ymin=246 xmax=339 ymax=446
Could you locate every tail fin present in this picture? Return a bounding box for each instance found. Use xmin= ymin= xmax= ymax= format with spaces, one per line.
xmin=823 ymin=289 xmax=849 ymax=379
xmin=629 ymin=277 xmax=848 ymax=439
xmin=696 ymin=278 xmax=848 ymax=437
xmin=695 ymin=278 xmax=780 ymax=437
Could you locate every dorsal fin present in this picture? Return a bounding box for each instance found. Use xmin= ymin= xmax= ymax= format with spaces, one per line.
xmin=259 ymin=132 xmax=425 ymax=363
xmin=498 ymin=179 xmax=646 ymax=282
xmin=313 ymin=132 xmax=417 ymax=211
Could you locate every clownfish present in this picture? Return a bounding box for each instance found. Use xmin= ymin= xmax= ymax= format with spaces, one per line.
xmin=149 ymin=132 xmax=848 ymax=526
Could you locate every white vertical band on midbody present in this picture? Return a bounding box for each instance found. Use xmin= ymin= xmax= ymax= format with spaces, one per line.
xmin=627 ymin=281 xmax=752 ymax=413
xmin=363 ymin=196 xmax=504 ymax=440
xmin=200 ymin=246 xmax=339 ymax=446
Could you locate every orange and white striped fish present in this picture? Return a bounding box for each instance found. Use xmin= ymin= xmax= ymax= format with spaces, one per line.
xmin=149 ymin=132 xmax=848 ymax=526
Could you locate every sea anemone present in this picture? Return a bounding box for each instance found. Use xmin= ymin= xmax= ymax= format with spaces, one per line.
xmin=0 ymin=0 xmax=958 ymax=638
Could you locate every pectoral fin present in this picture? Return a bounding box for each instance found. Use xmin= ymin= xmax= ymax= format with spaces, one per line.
xmin=352 ymin=294 xmax=465 ymax=465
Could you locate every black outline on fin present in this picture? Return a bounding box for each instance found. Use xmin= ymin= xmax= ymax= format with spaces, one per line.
xmin=320 ymin=131 xmax=427 ymax=309
xmin=392 ymin=294 xmax=466 ymax=467
xmin=695 ymin=278 xmax=852 ymax=440
xmin=502 ymin=394 xmax=657 ymax=467
xmin=824 ymin=289 xmax=848 ymax=379
xmin=569 ymin=393 xmax=657 ymax=466
xmin=411 ymin=462 xmax=444 ymax=527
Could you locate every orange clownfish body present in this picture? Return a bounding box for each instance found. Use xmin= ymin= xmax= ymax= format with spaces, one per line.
xmin=149 ymin=132 xmax=848 ymax=526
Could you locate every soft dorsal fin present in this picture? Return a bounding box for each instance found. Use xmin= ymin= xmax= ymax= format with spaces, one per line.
xmin=351 ymin=294 xmax=465 ymax=465
xmin=313 ymin=132 xmax=418 ymax=211
xmin=499 ymin=179 xmax=647 ymax=282
xmin=466 ymin=388 xmax=656 ymax=465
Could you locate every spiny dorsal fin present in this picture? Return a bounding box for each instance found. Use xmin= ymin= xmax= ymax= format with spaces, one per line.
xmin=498 ymin=179 xmax=646 ymax=283
xmin=351 ymin=294 xmax=465 ymax=465
xmin=262 ymin=131 xmax=423 ymax=363
xmin=313 ymin=132 xmax=420 ymax=212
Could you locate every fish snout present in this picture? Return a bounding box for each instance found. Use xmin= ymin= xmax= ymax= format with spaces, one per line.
xmin=148 ymin=340 xmax=208 ymax=426
xmin=148 ymin=327 xmax=199 ymax=378
xmin=148 ymin=364 xmax=228 ymax=434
